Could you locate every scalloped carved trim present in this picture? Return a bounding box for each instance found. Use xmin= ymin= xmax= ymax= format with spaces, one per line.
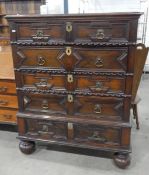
xmin=16 ymin=87 xmax=131 ymax=98
xmin=14 ymin=68 xmax=133 ymax=77
xmin=11 ymin=41 xmax=137 ymax=46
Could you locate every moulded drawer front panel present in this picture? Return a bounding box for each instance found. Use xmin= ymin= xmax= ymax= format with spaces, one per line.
xmin=74 ymin=21 xmax=129 ymax=42
xmin=22 ymin=94 xmax=69 ymax=116
xmin=24 ymin=118 xmax=67 ymax=141
xmin=76 ymin=75 xmax=125 ymax=94
xmin=16 ymin=22 xmax=65 ymax=42
xmin=73 ymin=123 xmax=121 ymax=146
xmin=72 ymin=96 xmax=124 ymax=121
xmin=21 ymin=73 xmax=66 ymax=91
xmin=73 ymin=48 xmax=128 ymax=72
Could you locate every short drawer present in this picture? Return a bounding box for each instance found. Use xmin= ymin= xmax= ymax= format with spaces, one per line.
xmin=20 ymin=118 xmax=67 ymax=141
xmin=74 ymin=20 xmax=129 ymax=42
xmin=15 ymin=47 xmax=63 ymax=69
xmin=22 ymin=94 xmax=68 ymax=116
xmin=74 ymin=47 xmax=128 ymax=72
xmin=0 ymin=109 xmax=17 ymax=123
xmin=76 ymin=75 xmax=125 ymax=94
xmin=0 ymin=81 xmax=16 ymax=94
xmin=0 ymin=95 xmax=18 ymax=109
xmin=73 ymin=123 xmax=121 ymax=146
xmin=20 ymin=73 xmax=66 ymax=91
xmin=72 ymin=96 xmax=124 ymax=121
xmin=15 ymin=22 xmax=65 ymax=42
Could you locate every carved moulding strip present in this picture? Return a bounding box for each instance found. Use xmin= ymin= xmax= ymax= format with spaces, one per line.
xmin=11 ymin=41 xmax=137 ymax=47
xmin=16 ymin=87 xmax=131 ymax=98
xmin=14 ymin=68 xmax=133 ymax=77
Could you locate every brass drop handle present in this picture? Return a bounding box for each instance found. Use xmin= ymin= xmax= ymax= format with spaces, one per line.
xmin=95 ymin=57 xmax=103 ymax=68
xmin=35 ymin=80 xmax=47 ymax=88
xmin=3 ymin=114 xmax=12 ymax=119
xmin=42 ymin=100 xmax=49 ymax=110
xmin=66 ymin=22 xmax=72 ymax=32
xmin=36 ymin=30 xmax=44 ymax=37
xmin=67 ymin=74 xmax=73 ymax=83
xmin=88 ymin=131 xmax=107 ymax=142
xmin=96 ymin=29 xmax=105 ymax=40
xmin=42 ymin=125 xmax=49 ymax=132
xmin=38 ymin=124 xmax=50 ymax=134
xmin=0 ymin=100 xmax=8 ymax=106
xmin=0 ymin=86 xmax=8 ymax=92
xmin=94 ymin=104 xmax=102 ymax=114
xmin=37 ymin=56 xmax=46 ymax=66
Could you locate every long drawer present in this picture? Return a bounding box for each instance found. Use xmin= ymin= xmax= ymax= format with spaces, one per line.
xmin=0 ymin=95 xmax=18 ymax=109
xmin=16 ymin=72 xmax=125 ymax=94
xmin=14 ymin=46 xmax=128 ymax=72
xmin=20 ymin=93 xmax=124 ymax=121
xmin=0 ymin=109 xmax=17 ymax=123
xmin=12 ymin=17 xmax=132 ymax=42
xmin=18 ymin=117 xmax=130 ymax=148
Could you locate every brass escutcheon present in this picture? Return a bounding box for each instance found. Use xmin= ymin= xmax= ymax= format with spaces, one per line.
xmin=66 ymin=47 xmax=72 ymax=56
xmin=66 ymin=22 xmax=72 ymax=32
xmin=68 ymin=123 xmax=73 ymax=130
xmin=67 ymin=94 xmax=73 ymax=103
xmin=67 ymin=74 xmax=73 ymax=83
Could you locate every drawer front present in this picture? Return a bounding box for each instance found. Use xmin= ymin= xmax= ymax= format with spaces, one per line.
xmin=74 ymin=21 xmax=129 ymax=42
xmin=21 ymin=118 xmax=67 ymax=141
xmin=0 ymin=109 xmax=17 ymax=123
xmin=14 ymin=20 xmax=130 ymax=42
xmin=15 ymin=47 xmax=63 ymax=69
xmin=0 ymin=95 xmax=18 ymax=109
xmin=73 ymin=123 xmax=121 ymax=146
xmin=20 ymin=73 xmax=66 ymax=91
xmin=74 ymin=48 xmax=128 ymax=71
xmin=14 ymin=47 xmax=127 ymax=72
xmin=22 ymin=94 xmax=69 ymax=115
xmin=72 ymin=96 xmax=123 ymax=120
xmin=0 ymin=81 xmax=16 ymax=94
xmin=76 ymin=75 xmax=125 ymax=94
xmin=16 ymin=22 xmax=65 ymax=42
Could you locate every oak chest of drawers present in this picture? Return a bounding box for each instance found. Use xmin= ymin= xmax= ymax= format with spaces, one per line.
xmin=7 ymin=13 xmax=141 ymax=168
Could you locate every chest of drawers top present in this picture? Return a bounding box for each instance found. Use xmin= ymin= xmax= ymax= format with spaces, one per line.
xmin=7 ymin=13 xmax=141 ymax=45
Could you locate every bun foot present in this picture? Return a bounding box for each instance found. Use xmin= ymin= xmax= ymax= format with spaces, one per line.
xmin=113 ymin=153 xmax=131 ymax=169
xmin=19 ymin=140 xmax=36 ymax=155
